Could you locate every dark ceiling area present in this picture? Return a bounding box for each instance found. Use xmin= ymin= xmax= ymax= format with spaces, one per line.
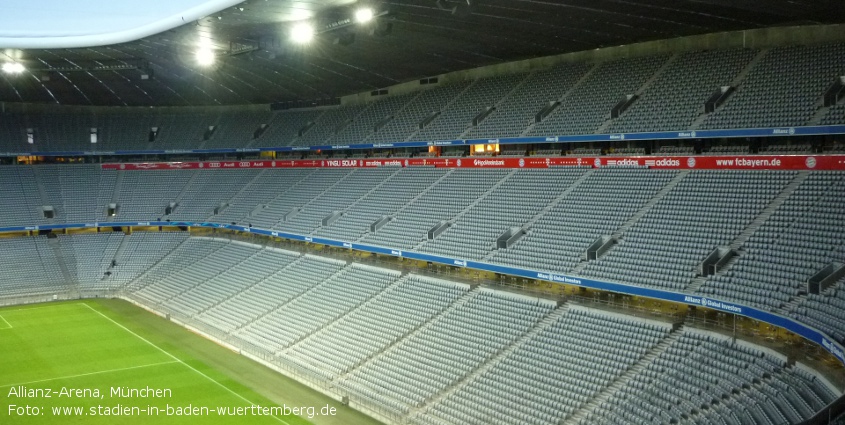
xmin=1 ymin=0 xmax=844 ymax=107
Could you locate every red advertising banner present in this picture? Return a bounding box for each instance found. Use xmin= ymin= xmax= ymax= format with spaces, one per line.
xmin=101 ymin=155 xmax=845 ymax=171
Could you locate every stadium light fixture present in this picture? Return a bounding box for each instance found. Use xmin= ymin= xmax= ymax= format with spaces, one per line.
xmin=355 ymin=8 xmax=374 ymax=24
xmin=2 ymin=62 xmax=25 ymax=74
xmin=195 ymin=48 xmax=215 ymax=66
xmin=290 ymin=22 xmax=315 ymax=44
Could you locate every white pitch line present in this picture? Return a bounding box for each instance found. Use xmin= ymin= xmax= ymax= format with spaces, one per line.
xmin=81 ymin=303 xmax=290 ymax=425
xmin=0 ymin=314 xmax=11 ymax=329
xmin=0 ymin=303 xmax=88 ymax=314
xmin=0 ymin=361 xmax=179 ymax=389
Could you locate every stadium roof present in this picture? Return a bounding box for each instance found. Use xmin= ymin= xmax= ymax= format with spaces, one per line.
xmin=0 ymin=0 xmax=844 ymax=107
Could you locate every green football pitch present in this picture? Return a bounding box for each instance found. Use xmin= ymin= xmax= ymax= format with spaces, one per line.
xmin=0 ymin=299 xmax=383 ymax=425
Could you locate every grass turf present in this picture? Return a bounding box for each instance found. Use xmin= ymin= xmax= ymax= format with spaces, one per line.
xmin=0 ymin=299 xmax=383 ymax=425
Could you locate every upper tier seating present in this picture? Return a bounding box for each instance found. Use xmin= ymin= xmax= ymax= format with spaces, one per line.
xmin=367 ymin=82 xmax=471 ymax=144
xmin=329 ymin=93 xmax=417 ymax=146
xmin=260 ymin=110 xmax=323 ymax=147
xmin=202 ymin=111 xmax=274 ymax=149
xmin=414 ymin=74 xmax=527 ymax=142
xmin=701 ymin=43 xmax=845 ymax=129
xmin=463 ymin=62 xmax=591 ymax=139
xmin=0 ymin=44 xmax=845 ymax=152
xmin=607 ymin=49 xmax=757 ymax=133
xmin=527 ymin=56 xmax=669 ymax=137
xmin=2 ymin=44 xmax=844 ymax=153
xmin=819 ymin=103 xmax=845 ymax=126
xmin=154 ymin=112 xmax=213 ymax=149
xmin=292 ymin=104 xmax=369 ymax=147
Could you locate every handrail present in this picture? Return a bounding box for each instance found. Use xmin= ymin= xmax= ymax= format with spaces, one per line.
xmin=798 ymin=394 xmax=845 ymax=425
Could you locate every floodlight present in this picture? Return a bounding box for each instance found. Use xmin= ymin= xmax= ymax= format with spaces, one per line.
xmin=290 ymin=22 xmax=315 ymax=44
xmin=2 ymin=62 xmax=25 ymax=74
xmin=195 ymin=48 xmax=215 ymax=66
xmin=355 ymin=8 xmax=374 ymax=24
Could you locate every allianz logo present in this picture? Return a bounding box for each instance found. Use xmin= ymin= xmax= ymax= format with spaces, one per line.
xmin=271 ymin=232 xmax=279 ymax=237
xmin=684 ymin=296 xmax=742 ymax=313
xmin=304 ymin=237 xmax=313 ymax=242
xmin=453 ymin=260 xmax=467 ymax=267
xmin=536 ymin=273 xmax=582 ymax=285
xmin=343 ymin=242 xmax=352 ymax=248
xmin=684 ymin=295 xmax=705 ymax=305
xmin=772 ymin=128 xmax=796 ymax=135
xmin=391 ymin=250 xmax=403 ymax=256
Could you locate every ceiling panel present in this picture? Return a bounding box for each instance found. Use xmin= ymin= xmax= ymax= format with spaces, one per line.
xmin=0 ymin=0 xmax=842 ymax=106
